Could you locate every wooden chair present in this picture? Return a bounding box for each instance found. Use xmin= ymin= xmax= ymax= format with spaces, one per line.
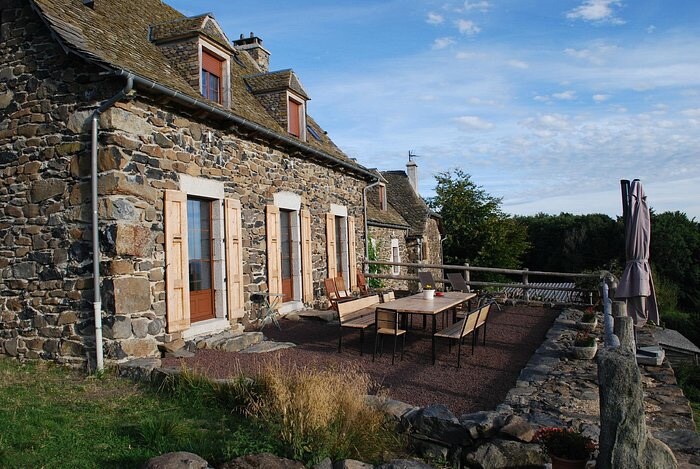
xmin=417 ymin=271 xmax=436 ymax=290
xmin=447 ymin=272 xmax=470 ymax=292
xmin=434 ymin=306 xmax=482 ymax=368
xmin=334 ymin=275 xmax=352 ymax=299
xmin=474 ymin=300 xmax=494 ymax=346
xmin=373 ymin=307 xmax=406 ymax=364
xmin=324 ymin=277 xmax=353 ymax=311
xmin=357 ymin=268 xmax=369 ymax=295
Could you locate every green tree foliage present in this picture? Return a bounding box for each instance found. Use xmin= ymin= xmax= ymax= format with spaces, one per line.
xmin=650 ymin=211 xmax=700 ymax=311
xmin=516 ymin=213 xmax=624 ymax=273
xmin=428 ymin=169 xmax=529 ymax=269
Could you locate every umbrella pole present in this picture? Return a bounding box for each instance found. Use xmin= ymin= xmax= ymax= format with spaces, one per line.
xmin=620 ymin=179 xmax=630 ymax=229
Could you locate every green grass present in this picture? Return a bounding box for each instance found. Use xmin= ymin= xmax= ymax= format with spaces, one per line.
xmin=672 ymin=362 xmax=700 ymax=433
xmin=0 ymin=358 xmax=277 ymax=468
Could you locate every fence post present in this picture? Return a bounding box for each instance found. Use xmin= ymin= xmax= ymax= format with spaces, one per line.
xmin=522 ymin=268 xmax=529 ymax=301
xmin=464 ymin=263 xmax=471 ymax=292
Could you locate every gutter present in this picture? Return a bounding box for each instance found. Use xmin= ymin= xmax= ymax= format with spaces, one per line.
xmin=114 ymin=70 xmax=377 ymax=182
xmin=90 ymin=75 xmax=135 ymax=372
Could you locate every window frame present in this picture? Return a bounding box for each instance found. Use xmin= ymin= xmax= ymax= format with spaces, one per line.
xmin=390 ymin=238 xmax=401 ymax=276
xmin=287 ymin=92 xmax=307 ymax=141
xmin=199 ymin=39 xmax=231 ymax=108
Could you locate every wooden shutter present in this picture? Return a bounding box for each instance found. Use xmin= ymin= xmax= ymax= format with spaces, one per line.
xmin=288 ymin=98 xmax=301 ymax=137
xmin=164 ymin=190 xmax=190 ymax=332
xmin=301 ymin=209 xmax=313 ymax=303
xmin=266 ymin=205 xmax=282 ymax=296
xmin=326 ymin=212 xmax=337 ymax=278
xmin=348 ymin=216 xmax=357 ymax=291
xmin=225 ymin=199 xmax=244 ymax=318
xmin=202 ymin=50 xmax=222 ymax=76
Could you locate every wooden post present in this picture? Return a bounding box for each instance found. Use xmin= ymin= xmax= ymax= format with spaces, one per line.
xmin=522 ymin=268 xmax=530 ymax=301
xmin=464 ymin=263 xmax=471 ymax=292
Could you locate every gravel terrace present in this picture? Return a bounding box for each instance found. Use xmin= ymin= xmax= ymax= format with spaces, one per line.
xmin=163 ymin=305 xmax=559 ymax=415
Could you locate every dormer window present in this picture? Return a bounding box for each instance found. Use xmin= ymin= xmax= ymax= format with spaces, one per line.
xmin=288 ymin=94 xmax=306 ymax=140
xmin=378 ymin=184 xmax=387 ymax=211
xmin=202 ymin=50 xmax=223 ymax=103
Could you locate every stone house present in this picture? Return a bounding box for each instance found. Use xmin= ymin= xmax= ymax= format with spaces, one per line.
xmin=366 ymin=159 xmax=443 ymax=291
xmin=0 ymin=0 xmax=380 ymax=367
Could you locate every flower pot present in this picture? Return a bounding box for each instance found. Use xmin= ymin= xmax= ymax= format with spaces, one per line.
xmin=576 ymin=318 xmax=597 ymax=331
xmin=550 ymin=454 xmax=588 ymax=469
xmin=572 ymin=343 xmax=597 ymax=360
xmin=423 ymin=289 xmax=435 ymax=300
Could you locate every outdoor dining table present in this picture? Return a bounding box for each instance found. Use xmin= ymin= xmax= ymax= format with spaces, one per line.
xmin=379 ymin=291 xmax=476 ymax=364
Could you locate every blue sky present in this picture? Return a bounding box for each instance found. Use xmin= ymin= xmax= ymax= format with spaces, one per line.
xmin=168 ymin=0 xmax=700 ymax=219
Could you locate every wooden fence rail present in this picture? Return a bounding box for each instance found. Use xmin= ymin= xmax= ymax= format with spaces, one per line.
xmin=362 ymin=259 xmax=604 ymax=303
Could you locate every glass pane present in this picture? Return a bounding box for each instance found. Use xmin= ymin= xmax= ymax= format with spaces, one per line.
xmin=280 ymin=210 xmax=292 ymax=279
xmin=335 ymin=217 xmax=343 ymax=276
xmin=187 ymin=199 xmax=212 ymax=292
xmin=210 ymin=74 xmax=220 ymax=103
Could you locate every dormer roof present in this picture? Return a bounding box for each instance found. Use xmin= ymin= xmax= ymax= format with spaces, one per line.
xmin=150 ymin=13 xmax=233 ymax=52
xmin=244 ymin=70 xmax=310 ymax=100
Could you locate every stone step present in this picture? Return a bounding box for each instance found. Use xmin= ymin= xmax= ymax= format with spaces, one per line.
xmin=240 ymin=341 xmax=296 ymax=353
xmin=217 ymin=332 xmax=264 ymax=352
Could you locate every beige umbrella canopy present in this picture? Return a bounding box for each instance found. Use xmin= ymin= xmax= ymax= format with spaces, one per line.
xmin=615 ymin=179 xmax=659 ymax=327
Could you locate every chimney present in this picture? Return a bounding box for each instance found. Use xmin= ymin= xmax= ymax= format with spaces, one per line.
xmin=406 ymin=158 xmax=418 ymax=195
xmin=233 ymin=32 xmax=270 ymax=72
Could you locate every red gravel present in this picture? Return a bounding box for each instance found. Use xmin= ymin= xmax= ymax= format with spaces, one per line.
xmin=163 ymin=305 xmax=559 ymax=416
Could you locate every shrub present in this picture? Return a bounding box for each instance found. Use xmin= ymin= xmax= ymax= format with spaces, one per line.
xmin=574 ymin=331 xmax=595 ymax=347
xmin=248 ymin=361 xmax=401 ymax=465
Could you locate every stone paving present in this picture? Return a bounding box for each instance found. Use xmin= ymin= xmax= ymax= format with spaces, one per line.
xmin=505 ymin=308 xmax=700 ymax=468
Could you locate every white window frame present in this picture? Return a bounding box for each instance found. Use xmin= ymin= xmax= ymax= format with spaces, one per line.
xmin=390 ymin=238 xmax=401 ymax=276
xmin=274 ymin=191 xmax=303 ymax=314
xmin=199 ymin=38 xmax=231 ymax=109
xmin=330 ymin=204 xmax=350 ymax=288
xmin=179 ymin=175 xmax=230 ymax=338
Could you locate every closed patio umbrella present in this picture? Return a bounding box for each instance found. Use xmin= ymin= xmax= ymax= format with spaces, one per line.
xmin=615 ymin=179 xmax=659 ymax=327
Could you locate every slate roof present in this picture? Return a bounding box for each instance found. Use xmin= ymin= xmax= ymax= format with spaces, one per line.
xmin=366 ymin=185 xmax=410 ymax=229
xmin=381 ymin=171 xmax=441 ymax=237
xmin=29 ymin=0 xmax=368 ymax=176
xmin=652 ymin=328 xmax=700 ymax=355
xmin=150 ymin=13 xmax=233 ymax=52
xmin=245 ymin=69 xmax=310 ymax=100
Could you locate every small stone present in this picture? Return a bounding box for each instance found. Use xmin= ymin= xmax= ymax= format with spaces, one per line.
xmin=143 ymin=451 xmax=208 ymax=469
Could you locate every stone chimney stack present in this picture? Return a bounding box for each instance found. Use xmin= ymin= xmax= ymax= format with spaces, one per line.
xmin=406 ymin=157 xmax=418 ymax=194
xmin=233 ymin=32 xmax=270 ymax=72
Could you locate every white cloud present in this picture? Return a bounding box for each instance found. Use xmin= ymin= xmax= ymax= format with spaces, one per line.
xmin=552 ymin=90 xmax=577 ymax=100
xmin=566 ymin=0 xmax=625 ymax=24
xmin=682 ymin=108 xmax=700 ymax=118
xmin=426 ymin=12 xmax=444 ymax=25
xmin=533 ymin=95 xmax=550 ymax=102
xmin=593 ymin=94 xmax=610 ymax=102
xmin=507 ymin=60 xmax=529 ymax=69
xmin=456 ymin=19 xmax=481 ymax=35
xmin=455 ymin=115 xmax=494 ymax=130
xmin=456 ymin=51 xmax=483 ymax=60
xmin=564 ymin=43 xmax=618 ymax=65
xmin=647 ymin=25 xmax=656 ymax=34
xmin=432 ymin=37 xmax=455 ymax=49
xmin=463 ymin=1 xmax=490 ymax=12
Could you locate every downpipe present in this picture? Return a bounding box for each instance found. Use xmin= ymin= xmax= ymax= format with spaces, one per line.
xmin=90 ymin=75 xmax=134 ymax=372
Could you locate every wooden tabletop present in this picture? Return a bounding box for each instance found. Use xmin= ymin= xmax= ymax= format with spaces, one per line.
xmin=380 ymin=291 xmax=475 ymax=315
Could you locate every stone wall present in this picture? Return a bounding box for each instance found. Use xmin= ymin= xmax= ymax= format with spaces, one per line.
xmin=0 ymin=0 xmax=369 ymax=366
xmin=368 ymin=225 xmax=408 ymax=291
xmin=156 ymin=37 xmax=200 ymax=91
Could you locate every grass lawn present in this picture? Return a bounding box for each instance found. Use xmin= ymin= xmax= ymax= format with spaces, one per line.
xmin=0 ymin=358 xmax=277 ymax=468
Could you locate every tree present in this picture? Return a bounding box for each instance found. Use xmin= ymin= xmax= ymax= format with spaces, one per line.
xmin=428 ymin=169 xmax=529 ymax=269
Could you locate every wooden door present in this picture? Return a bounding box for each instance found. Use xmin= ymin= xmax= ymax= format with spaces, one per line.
xmin=187 ymin=198 xmax=215 ymax=322
xmin=280 ymin=209 xmax=294 ymax=303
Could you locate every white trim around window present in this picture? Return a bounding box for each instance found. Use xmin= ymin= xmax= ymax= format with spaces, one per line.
xmin=198 ymin=38 xmax=231 ymax=108
xmin=390 ymin=238 xmax=401 ymax=276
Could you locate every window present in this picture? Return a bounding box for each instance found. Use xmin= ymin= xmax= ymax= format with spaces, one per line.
xmin=187 ymin=198 xmax=215 ymax=322
xmin=287 ymin=95 xmax=306 ymax=141
xmin=390 ymin=238 xmax=400 ymax=276
xmin=378 ymin=184 xmax=387 ymax=211
xmin=202 ymin=50 xmax=223 ymax=103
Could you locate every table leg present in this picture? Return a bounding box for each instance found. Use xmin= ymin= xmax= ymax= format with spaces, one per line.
xmin=432 ymin=314 xmax=437 ymax=364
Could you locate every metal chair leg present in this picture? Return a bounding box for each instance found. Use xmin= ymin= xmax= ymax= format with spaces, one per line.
xmin=360 ymin=329 xmax=364 ymax=356
xmin=401 ymin=333 xmax=406 ymax=361
xmin=338 ymin=328 xmax=343 ymax=353
xmin=391 ymin=335 xmax=397 ymax=365
xmin=373 ymin=330 xmax=379 ymax=362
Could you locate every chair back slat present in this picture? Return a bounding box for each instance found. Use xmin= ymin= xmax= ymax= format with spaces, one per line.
xmin=476 ymin=302 xmax=492 ymax=328
xmin=334 ymin=276 xmax=349 ymax=297
xmin=447 ymin=272 xmax=469 ymax=292
xmin=324 ymin=277 xmax=339 ymax=300
xmin=417 ymin=271 xmax=436 ymax=290
xmin=356 ymin=269 xmax=369 ymax=294
xmin=375 ymin=307 xmax=398 ymax=331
